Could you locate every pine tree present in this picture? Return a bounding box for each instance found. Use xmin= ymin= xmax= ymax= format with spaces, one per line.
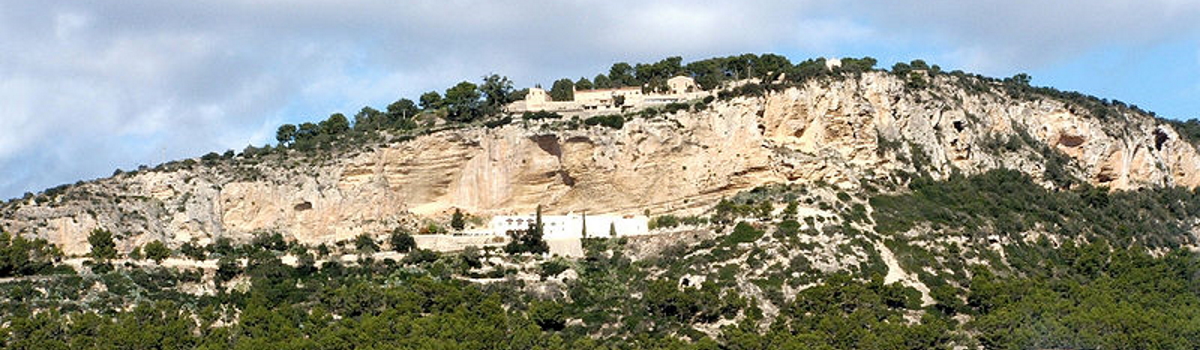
xmin=451 ymin=208 xmax=466 ymax=231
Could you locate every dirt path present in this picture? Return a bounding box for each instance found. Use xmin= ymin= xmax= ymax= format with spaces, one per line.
xmin=874 ymin=240 xmax=935 ymax=306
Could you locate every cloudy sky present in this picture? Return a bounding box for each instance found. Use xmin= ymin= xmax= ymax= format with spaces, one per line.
xmin=2 ymin=1 xmax=1199 ymax=199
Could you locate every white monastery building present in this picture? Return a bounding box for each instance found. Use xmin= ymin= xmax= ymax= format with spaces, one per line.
xmin=507 ymin=75 xmax=711 ymax=114
xmin=482 ymin=213 xmax=649 ymax=239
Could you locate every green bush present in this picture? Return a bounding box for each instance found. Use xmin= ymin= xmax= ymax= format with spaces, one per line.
xmin=726 ymin=222 xmax=764 ymax=245
xmin=0 ymin=232 xmax=61 ymax=277
xmin=583 ymin=115 xmax=624 ymax=129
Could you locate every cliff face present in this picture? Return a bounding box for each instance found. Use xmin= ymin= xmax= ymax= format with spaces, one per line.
xmin=4 ymin=72 xmax=1199 ymax=255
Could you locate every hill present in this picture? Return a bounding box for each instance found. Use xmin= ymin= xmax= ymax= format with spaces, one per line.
xmin=3 ymin=54 xmax=1200 ymax=349
xmin=3 ymin=56 xmax=1200 ymax=255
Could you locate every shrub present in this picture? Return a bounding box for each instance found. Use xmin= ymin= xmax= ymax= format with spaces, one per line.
xmin=390 ymin=229 xmax=416 ymax=253
xmin=584 ymin=115 xmax=624 ymax=129
xmin=0 ymin=232 xmax=61 ymax=277
xmin=726 ymin=222 xmax=764 ymax=245
xmin=522 ymin=111 xmax=562 ymax=120
xmin=143 ymin=241 xmax=171 ymax=264
xmin=540 ymin=259 xmax=570 ymax=278
xmin=355 ymin=234 xmax=378 ymax=254
xmin=402 ymin=249 xmax=439 ymax=265
xmin=87 ymin=228 xmax=117 ymax=261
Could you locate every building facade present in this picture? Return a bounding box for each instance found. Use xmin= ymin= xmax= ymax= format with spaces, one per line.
xmin=484 ymin=213 xmax=649 ymax=239
xmin=506 ymin=75 xmax=711 ymax=114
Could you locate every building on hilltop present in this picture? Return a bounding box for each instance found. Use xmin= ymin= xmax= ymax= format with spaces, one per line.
xmin=574 ymin=87 xmax=643 ymax=110
xmin=666 ymin=75 xmax=699 ymax=94
xmin=507 ymin=75 xmax=711 ymax=114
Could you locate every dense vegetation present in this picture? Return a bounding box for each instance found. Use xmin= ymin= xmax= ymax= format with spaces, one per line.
xmin=5 ymin=169 xmax=1200 ymax=348
xmin=0 ymin=232 xmax=63 ymax=278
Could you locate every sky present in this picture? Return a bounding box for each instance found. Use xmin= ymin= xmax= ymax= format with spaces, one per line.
xmin=2 ymin=1 xmax=1199 ymax=199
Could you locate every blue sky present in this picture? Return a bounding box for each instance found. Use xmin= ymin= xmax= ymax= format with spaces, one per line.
xmin=1 ymin=1 xmax=1198 ymax=199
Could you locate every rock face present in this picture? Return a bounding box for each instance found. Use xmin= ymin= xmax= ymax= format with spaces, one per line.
xmin=4 ymin=72 xmax=1199 ymax=255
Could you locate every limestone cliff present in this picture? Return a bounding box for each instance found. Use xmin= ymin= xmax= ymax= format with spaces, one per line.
xmin=3 ymin=72 xmax=1198 ymax=255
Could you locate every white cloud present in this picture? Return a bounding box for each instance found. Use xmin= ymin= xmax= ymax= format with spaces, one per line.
xmin=848 ymin=0 xmax=1200 ymax=72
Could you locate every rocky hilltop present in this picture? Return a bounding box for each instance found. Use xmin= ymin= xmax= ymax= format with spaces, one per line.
xmin=4 ymin=71 xmax=1199 ymax=255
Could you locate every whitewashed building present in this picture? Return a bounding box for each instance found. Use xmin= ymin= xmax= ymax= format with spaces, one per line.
xmin=484 ymin=213 xmax=649 ymax=239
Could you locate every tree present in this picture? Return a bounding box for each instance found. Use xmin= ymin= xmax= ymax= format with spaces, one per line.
xmin=319 ymin=113 xmax=350 ymax=135
xmin=0 ymin=232 xmax=61 ymax=277
xmin=549 ymin=78 xmax=574 ymax=101
xmin=753 ymin=53 xmax=792 ymax=81
xmin=295 ymin=122 xmax=321 ymax=143
xmin=275 ymin=124 xmax=297 ymax=145
xmin=180 ymin=241 xmax=206 ymax=260
xmin=506 ymin=205 xmax=548 ymax=254
xmin=450 ymin=208 xmax=466 ymax=231
xmin=608 ymin=62 xmax=636 ymax=87
xmin=352 ymin=106 xmax=384 ymax=131
xmin=419 ymin=91 xmax=443 ymax=110
xmin=389 ymin=228 xmax=416 ymax=253
xmin=593 ymin=74 xmax=612 ymax=89
xmin=575 ymin=77 xmax=594 ymax=90
xmin=443 ymin=81 xmax=482 ymax=122
xmin=385 ymin=98 xmax=419 ymax=129
xmin=479 ymin=74 xmax=515 ymax=113
xmin=840 ymin=56 xmax=878 ymax=73
xmin=88 ymin=228 xmax=117 ymax=261
xmin=354 ymin=234 xmax=378 ymax=255
xmin=143 ymin=240 xmax=171 ymax=264
xmin=216 ymin=256 xmax=241 ymax=284
xmin=461 ymin=245 xmax=482 ymax=269
xmin=1009 ymin=73 xmax=1032 ymax=86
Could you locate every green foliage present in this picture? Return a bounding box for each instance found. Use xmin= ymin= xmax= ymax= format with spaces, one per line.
xmin=251 ymin=232 xmax=288 ymax=252
xmin=142 ymin=241 xmax=170 ymax=264
xmin=540 ymin=259 xmax=570 ymax=278
xmin=402 ymin=248 xmax=439 ymax=265
xmin=179 ymin=241 xmax=205 ymax=260
xmin=1163 ymin=118 xmax=1200 ymax=145
xmin=444 ymin=81 xmax=483 ymax=122
xmin=969 ymin=245 xmax=1200 ymax=350
xmin=319 ymin=113 xmax=350 ymax=135
xmin=871 ymin=169 xmax=1200 ymax=248
xmin=726 ymin=222 xmax=764 ymax=245
xmin=522 ymin=110 xmax=563 ymax=120
xmin=607 ymin=62 xmax=636 ymax=87
xmin=451 ymin=208 xmax=466 ymax=231
xmin=507 ymin=205 xmax=549 ymax=255
xmin=0 ymin=232 xmax=62 ymax=278
xmin=274 ymin=123 xmax=296 ymax=145
xmin=354 ymin=234 xmax=378 ymax=254
xmin=583 ymin=114 xmax=624 ymax=129
xmin=479 ymin=74 xmax=515 ymax=113
xmin=418 ymin=90 xmax=443 ymax=110
xmin=549 ymin=78 xmax=574 ymax=101
xmin=215 ymin=256 xmax=241 ymax=284
xmin=389 ymin=228 xmax=416 ymax=253
xmin=87 ymin=228 xmax=117 ymax=261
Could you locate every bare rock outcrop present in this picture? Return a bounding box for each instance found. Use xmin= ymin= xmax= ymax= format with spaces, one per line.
xmin=4 ymin=72 xmax=1199 ymax=254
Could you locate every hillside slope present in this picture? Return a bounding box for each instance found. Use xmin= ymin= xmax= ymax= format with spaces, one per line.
xmin=3 ymin=71 xmax=1199 ymax=255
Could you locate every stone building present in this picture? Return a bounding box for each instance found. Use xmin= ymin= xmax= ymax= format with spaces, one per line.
xmin=506 ymin=75 xmax=711 ymax=114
